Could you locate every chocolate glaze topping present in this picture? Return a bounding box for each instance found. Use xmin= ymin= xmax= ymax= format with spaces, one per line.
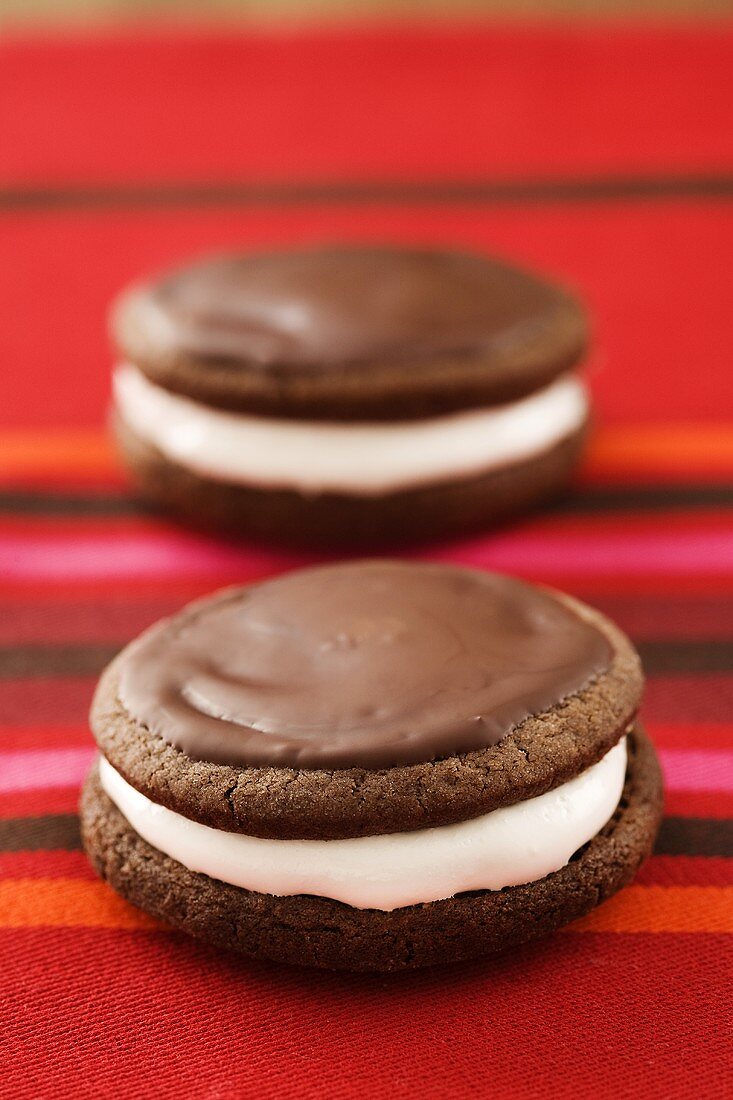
xmin=117 ymin=562 xmax=612 ymax=770
xmin=116 ymin=246 xmax=581 ymax=374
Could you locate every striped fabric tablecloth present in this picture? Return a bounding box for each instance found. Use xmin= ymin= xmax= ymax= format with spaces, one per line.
xmin=1 ymin=23 xmax=732 ymax=1099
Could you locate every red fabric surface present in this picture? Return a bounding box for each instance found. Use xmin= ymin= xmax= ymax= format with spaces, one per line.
xmin=2 ymin=26 xmax=731 ymax=184
xmin=3 ymin=930 xmax=730 ymax=1099
xmin=1 ymin=23 xmax=732 ymax=1100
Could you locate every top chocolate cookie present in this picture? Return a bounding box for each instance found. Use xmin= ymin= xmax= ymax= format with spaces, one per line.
xmin=112 ymin=246 xmax=588 ymax=419
xmin=91 ymin=561 xmax=642 ymax=839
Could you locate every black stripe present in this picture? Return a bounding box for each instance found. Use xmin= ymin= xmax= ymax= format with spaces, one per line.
xmin=3 ymin=638 xmax=731 ymax=679
xmin=550 ymin=484 xmax=733 ymax=514
xmin=2 ymin=173 xmax=733 ymax=213
xmin=0 ymin=815 xmax=81 ymax=852
xmin=0 ymin=644 xmax=121 ymax=678
xmin=637 ymin=640 xmax=733 ymax=675
xmin=655 ymin=817 xmax=733 ymax=859
xmin=1 ymin=484 xmax=731 ymax=518
xmin=0 ymin=491 xmax=148 ymax=517
xmin=0 ymin=812 xmax=728 ymax=857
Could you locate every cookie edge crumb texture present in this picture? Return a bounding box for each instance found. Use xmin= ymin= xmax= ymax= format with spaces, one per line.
xmin=80 ymin=726 xmax=663 ymax=972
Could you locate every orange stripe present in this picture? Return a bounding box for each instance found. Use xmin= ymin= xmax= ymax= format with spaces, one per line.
xmin=0 ymin=878 xmax=162 ymax=930
xmin=0 ymin=879 xmax=731 ymax=933
xmin=568 ymin=886 xmax=733 ymax=933
xmin=583 ymin=425 xmax=733 ymax=482
xmin=0 ymin=431 xmax=121 ymax=484
xmin=2 ymin=424 xmax=733 ymax=484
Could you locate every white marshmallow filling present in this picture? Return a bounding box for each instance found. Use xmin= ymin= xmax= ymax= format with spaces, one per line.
xmin=99 ymin=738 xmax=626 ymax=912
xmin=113 ymin=364 xmax=588 ymax=496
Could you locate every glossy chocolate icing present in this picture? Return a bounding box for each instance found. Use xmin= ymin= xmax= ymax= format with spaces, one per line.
xmin=118 ymin=247 xmax=577 ymax=373
xmin=117 ymin=562 xmax=612 ymax=770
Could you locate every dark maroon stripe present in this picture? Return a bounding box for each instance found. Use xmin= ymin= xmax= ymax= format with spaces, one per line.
xmin=0 ymin=645 xmax=121 ymax=679
xmin=552 ymin=484 xmax=733 ymax=513
xmin=1 ymin=173 xmax=733 ymax=213
xmin=0 ymin=483 xmax=732 ymax=517
xmin=2 ymin=640 xmax=731 ymax=680
xmin=637 ymin=641 xmax=733 ymax=675
xmin=0 ymin=812 xmax=729 ymax=857
xmin=655 ymin=818 xmax=733 ymax=858
xmin=0 ymin=815 xmax=81 ymax=852
xmin=0 ymin=491 xmax=147 ymax=517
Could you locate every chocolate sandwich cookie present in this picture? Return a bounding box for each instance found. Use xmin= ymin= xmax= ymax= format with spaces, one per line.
xmin=110 ymin=246 xmax=590 ymax=545
xmin=81 ymin=561 xmax=663 ymax=971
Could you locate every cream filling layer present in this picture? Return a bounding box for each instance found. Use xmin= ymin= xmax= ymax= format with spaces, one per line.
xmin=99 ymin=738 xmax=626 ymax=912
xmin=113 ymin=364 xmax=588 ymax=496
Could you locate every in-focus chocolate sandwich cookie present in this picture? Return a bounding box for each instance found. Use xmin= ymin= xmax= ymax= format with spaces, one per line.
xmin=81 ymin=561 xmax=663 ymax=972
xmin=111 ymin=246 xmax=591 ymax=545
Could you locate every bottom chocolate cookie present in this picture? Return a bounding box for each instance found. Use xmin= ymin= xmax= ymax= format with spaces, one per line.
xmin=116 ymin=415 xmax=587 ymax=548
xmin=80 ymin=728 xmax=662 ymax=972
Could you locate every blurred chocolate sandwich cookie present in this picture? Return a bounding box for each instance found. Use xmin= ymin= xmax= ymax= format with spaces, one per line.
xmin=111 ymin=246 xmax=590 ymax=545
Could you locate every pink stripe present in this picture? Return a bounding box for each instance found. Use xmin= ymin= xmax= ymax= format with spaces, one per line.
xmin=432 ymin=531 xmax=733 ymax=575
xmin=660 ymin=750 xmax=733 ymax=793
xmin=2 ymin=746 xmax=731 ymax=796
xmin=0 ymin=748 xmax=95 ymax=793
xmin=0 ymin=535 xmax=312 ymax=582
xmin=1 ymin=530 xmax=732 ymax=581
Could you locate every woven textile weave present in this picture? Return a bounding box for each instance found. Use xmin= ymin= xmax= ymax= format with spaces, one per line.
xmin=1 ymin=24 xmax=732 ymax=1099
